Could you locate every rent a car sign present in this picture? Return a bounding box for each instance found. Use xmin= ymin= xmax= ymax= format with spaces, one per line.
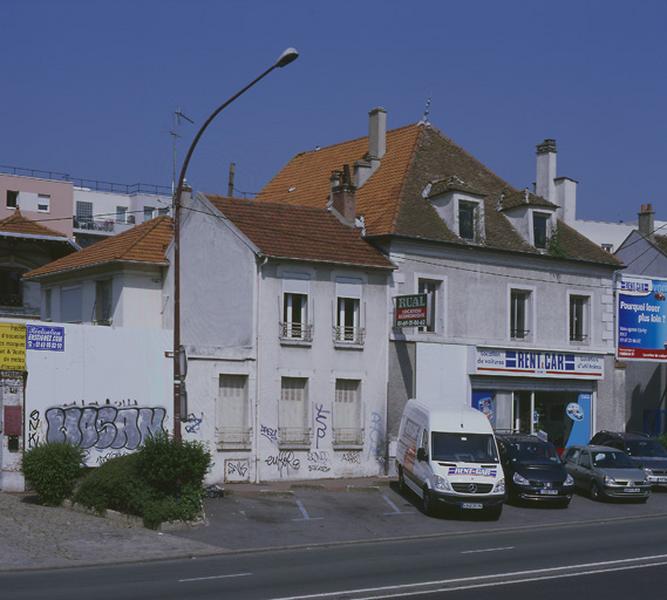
xmin=475 ymin=348 xmax=604 ymax=379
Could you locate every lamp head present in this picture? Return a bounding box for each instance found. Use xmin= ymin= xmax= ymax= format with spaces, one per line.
xmin=276 ymin=47 xmax=299 ymax=68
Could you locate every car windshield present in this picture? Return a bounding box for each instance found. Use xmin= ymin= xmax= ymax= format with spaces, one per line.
xmin=507 ymin=441 xmax=560 ymax=463
xmin=625 ymin=440 xmax=667 ymax=458
xmin=591 ymin=451 xmax=635 ymax=469
xmin=431 ymin=433 xmax=499 ymax=463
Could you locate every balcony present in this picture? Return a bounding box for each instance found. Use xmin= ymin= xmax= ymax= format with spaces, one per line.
xmin=333 ymin=326 xmax=365 ymax=348
xmin=279 ymin=321 xmax=313 ymax=345
xmin=73 ymin=216 xmax=135 ymax=236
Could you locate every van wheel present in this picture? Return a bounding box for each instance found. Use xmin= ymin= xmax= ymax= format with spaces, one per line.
xmin=422 ymin=488 xmax=435 ymax=517
xmin=398 ymin=466 xmax=407 ymax=495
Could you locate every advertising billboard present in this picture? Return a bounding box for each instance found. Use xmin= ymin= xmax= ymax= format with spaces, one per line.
xmin=393 ymin=294 xmax=428 ymax=328
xmin=617 ymin=275 xmax=667 ymax=361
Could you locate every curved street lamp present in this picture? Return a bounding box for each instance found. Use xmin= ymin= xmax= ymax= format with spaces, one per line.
xmin=172 ymin=47 xmax=299 ymax=440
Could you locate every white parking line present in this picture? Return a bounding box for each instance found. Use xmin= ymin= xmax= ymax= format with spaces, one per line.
xmin=461 ymin=546 xmax=514 ymax=554
xmin=292 ymin=499 xmax=323 ymax=521
xmin=382 ymin=494 xmax=415 ymax=516
xmin=267 ymin=553 xmax=667 ymax=600
xmin=179 ymin=572 xmax=252 ymax=583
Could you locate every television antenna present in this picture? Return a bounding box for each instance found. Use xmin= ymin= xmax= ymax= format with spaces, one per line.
xmin=170 ymin=107 xmax=194 ymax=194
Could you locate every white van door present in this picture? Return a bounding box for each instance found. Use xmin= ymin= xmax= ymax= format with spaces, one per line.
xmin=414 ymin=427 xmax=431 ymax=490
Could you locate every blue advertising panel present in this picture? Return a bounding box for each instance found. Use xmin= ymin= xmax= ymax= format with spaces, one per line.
xmin=26 ymin=325 xmax=65 ymax=352
xmin=564 ymin=393 xmax=591 ymax=447
xmin=617 ymin=275 xmax=667 ymax=361
xmin=471 ymin=390 xmax=496 ymax=428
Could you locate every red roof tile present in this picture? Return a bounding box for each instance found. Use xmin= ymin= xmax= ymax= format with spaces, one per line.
xmin=0 ymin=209 xmax=69 ymax=239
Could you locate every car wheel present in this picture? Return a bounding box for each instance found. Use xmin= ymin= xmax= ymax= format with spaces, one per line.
xmin=422 ymin=487 xmax=435 ymax=517
xmin=590 ymin=481 xmax=603 ymax=501
xmin=486 ymin=504 xmax=503 ymax=520
xmin=398 ymin=466 xmax=407 ymax=495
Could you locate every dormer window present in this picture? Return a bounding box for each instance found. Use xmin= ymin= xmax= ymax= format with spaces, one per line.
xmin=458 ymin=201 xmax=477 ymax=240
xmin=532 ymin=212 xmax=550 ymax=249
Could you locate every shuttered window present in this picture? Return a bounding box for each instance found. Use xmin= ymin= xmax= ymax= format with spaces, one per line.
xmin=279 ymin=377 xmax=310 ymax=446
xmin=334 ymin=379 xmax=363 ymax=446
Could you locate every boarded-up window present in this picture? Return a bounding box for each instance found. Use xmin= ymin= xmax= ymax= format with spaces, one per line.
xmin=217 ymin=374 xmax=250 ymax=448
xmin=333 ymin=379 xmax=363 ymax=446
xmin=279 ymin=377 xmax=310 ymax=446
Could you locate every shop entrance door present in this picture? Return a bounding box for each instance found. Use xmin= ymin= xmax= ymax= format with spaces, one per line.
xmin=513 ymin=391 xmax=533 ymax=434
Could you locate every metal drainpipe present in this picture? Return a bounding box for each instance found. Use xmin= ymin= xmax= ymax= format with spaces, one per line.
xmin=254 ymin=255 xmax=268 ymax=483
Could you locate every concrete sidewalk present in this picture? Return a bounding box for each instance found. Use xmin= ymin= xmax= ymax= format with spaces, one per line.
xmin=0 ymin=492 xmax=225 ymax=572
xmin=221 ymin=475 xmax=392 ymax=495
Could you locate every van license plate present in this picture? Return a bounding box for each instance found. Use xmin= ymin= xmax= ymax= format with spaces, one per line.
xmin=623 ymin=488 xmax=640 ymax=493
xmin=462 ymin=503 xmax=483 ymax=510
xmin=539 ymin=489 xmax=558 ymax=495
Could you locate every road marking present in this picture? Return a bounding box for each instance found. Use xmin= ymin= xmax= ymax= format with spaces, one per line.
xmin=461 ymin=546 xmax=514 ymax=554
xmin=179 ymin=572 xmax=252 ymax=583
xmin=382 ymin=494 xmax=415 ymax=516
xmin=292 ymin=499 xmax=323 ymax=521
xmin=267 ymin=553 xmax=667 ymax=600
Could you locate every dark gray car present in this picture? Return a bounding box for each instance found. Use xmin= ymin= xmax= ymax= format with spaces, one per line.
xmin=563 ymin=445 xmax=650 ymax=502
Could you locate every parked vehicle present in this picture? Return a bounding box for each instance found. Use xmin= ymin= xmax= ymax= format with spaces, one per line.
xmin=562 ymin=445 xmax=651 ymax=502
xmin=496 ymin=433 xmax=574 ymax=507
xmin=396 ymin=400 xmax=505 ymax=519
xmin=590 ymin=431 xmax=667 ymax=488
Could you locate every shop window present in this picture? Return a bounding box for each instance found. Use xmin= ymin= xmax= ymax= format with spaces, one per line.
xmin=510 ymin=289 xmax=532 ymax=339
xmin=217 ymin=374 xmax=251 ymax=448
xmin=279 ymin=377 xmax=310 ymax=446
xmin=569 ymin=295 xmax=589 ymax=342
xmin=418 ymin=278 xmax=442 ymax=333
xmin=333 ymin=379 xmax=363 ymax=446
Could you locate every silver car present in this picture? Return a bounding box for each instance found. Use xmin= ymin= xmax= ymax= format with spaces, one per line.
xmin=563 ymin=445 xmax=651 ymax=502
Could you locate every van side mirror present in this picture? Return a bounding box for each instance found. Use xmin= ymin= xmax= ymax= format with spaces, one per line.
xmin=417 ymin=448 xmax=428 ymax=462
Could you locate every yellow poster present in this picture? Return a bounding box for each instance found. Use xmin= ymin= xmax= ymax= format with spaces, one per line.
xmin=0 ymin=323 xmax=26 ymax=370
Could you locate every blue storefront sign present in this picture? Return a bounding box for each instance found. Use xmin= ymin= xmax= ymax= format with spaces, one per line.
xmin=471 ymin=390 xmax=496 ymax=427
xmin=26 ymin=325 xmax=65 ymax=352
xmin=617 ymin=275 xmax=667 ymax=361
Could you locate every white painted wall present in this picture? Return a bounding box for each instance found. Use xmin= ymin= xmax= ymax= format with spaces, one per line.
xmin=415 ymin=343 xmax=470 ymax=408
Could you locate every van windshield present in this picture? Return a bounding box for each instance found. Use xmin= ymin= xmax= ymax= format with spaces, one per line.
xmin=431 ymin=433 xmax=499 ymax=463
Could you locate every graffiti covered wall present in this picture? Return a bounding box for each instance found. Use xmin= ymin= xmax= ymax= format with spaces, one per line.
xmin=24 ymin=323 xmax=172 ymax=466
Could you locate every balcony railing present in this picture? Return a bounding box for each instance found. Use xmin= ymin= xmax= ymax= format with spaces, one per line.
xmin=278 ymin=427 xmax=312 ymax=447
xmin=73 ymin=217 xmax=137 ymax=235
xmin=333 ymin=326 xmax=365 ymax=345
xmin=215 ymin=427 xmax=252 ymax=449
xmin=279 ymin=321 xmax=313 ymax=343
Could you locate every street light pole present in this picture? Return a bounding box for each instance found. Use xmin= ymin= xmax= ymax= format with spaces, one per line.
xmin=172 ymin=47 xmax=299 ymax=441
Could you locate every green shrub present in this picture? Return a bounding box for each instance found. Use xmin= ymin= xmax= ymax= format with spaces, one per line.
xmin=136 ymin=434 xmax=211 ymax=495
xmin=74 ymin=435 xmax=211 ymax=529
xmin=22 ymin=443 xmax=84 ymax=506
xmin=74 ymin=453 xmax=153 ymax=516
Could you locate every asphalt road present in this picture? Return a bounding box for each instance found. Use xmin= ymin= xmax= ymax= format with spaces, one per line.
xmin=4 ymin=510 xmax=667 ymax=599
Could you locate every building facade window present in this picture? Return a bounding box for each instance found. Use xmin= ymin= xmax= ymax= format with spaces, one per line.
xmin=94 ymin=280 xmax=113 ymax=325
xmin=6 ymin=190 xmax=18 ymax=209
xmin=333 ymin=379 xmax=363 ymax=446
xmin=279 ymin=377 xmax=310 ymax=446
xmin=281 ymin=292 xmax=311 ymax=341
xmin=75 ymin=201 xmax=93 ymax=228
xmin=0 ymin=268 xmax=23 ymax=306
xmin=510 ymin=289 xmax=532 ymax=339
xmin=458 ymin=200 xmax=478 ymax=240
xmin=417 ymin=278 xmax=442 ymax=333
xmin=336 ymin=297 xmax=361 ymax=343
xmin=61 ymin=285 xmax=82 ymax=323
xmin=601 ymin=243 xmax=613 ymax=253
xmin=569 ymin=295 xmax=590 ymax=342
xmin=37 ymin=194 xmax=50 ymax=212
xmin=115 ymin=206 xmax=128 ymax=223
xmin=533 ymin=213 xmax=549 ymax=249
xmin=143 ymin=206 xmax=155 ymax=222
xmin=44 ymin=288 xmax=52 ymax=320
xmin=158 ymin=207 xmax=170 ymax=216
xmin=217 ymin=374 xmax=251 ymax=448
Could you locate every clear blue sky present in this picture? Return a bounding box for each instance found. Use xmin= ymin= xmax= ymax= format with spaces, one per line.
xmin=2 ymin=0 xmax=665 ymax=222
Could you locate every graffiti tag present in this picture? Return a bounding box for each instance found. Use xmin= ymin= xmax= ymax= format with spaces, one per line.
xmin=260 ymin=424 xmax=278 ymax=444
xmin=314 ymin=403 xmax=330 ymax=449
xmin=28 ymin=409 xmax=41 ymax=449
xmin=265 ymin=450 xmax=301 ymax=475
xmin=369 ymin=411 xmax=385 ymax=465
xmin=341 ymin=451 xmax=362 ymax=464
xmin=184 ymin=412 xmax=203 ymax=434
xmin=307 ymin=450 xmax=331 ymax=473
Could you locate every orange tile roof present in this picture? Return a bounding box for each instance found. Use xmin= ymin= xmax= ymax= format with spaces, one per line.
xmin=257 ymin=124 xmax=422 ymax=237
xmin=0 ymin=209 xmax=69 ymax=238
xmin=24 ymin=217 xmax=173 ymax=279
xmin=207 ymin=196 xmax=394 ymax=270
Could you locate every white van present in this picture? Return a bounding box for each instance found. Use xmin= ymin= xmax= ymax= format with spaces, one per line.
xmin=396 ymin=399 xmax=505 ymax=518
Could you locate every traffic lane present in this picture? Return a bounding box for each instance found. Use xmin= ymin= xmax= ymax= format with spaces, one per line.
xmin=6 ymin=513 xmax=667 ymax=600
xmin=173 ymin=483 xmax=667 ymax=551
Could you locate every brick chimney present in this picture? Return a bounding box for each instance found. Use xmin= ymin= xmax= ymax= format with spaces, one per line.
xmin=329 ymin=164 xmax=356 ymax=226
xmin=535 ymin=138 xmax=557 ymax=204
xmin=638 ymin=203 xmax=655 ymax=239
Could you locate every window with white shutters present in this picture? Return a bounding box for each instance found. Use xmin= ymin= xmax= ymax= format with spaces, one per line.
xmin=281 ymin=292 xmax=312 ymax=341
xmin=279 ymin=377 xmax=310 ymax=446
xmin=217 ymin=374 xmax=251 ymax=449
xmin=333 ymin=379 xmax=363 ymax=446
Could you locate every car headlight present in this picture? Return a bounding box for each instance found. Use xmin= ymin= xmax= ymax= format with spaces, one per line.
xmin=564 ymin=474 xmax=574 ymax=486
xmin=644 ymin=468 xmax=654 ymax=476
xmin=494 ymin=478 xmax=506 ymax=494
xmin=433 ymin=475 xmax=452 ymax=492
xmin=512 ymin=472 xmax=530 ymax=486
xmin=604 ymin=476 xmax=616 ymax=485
